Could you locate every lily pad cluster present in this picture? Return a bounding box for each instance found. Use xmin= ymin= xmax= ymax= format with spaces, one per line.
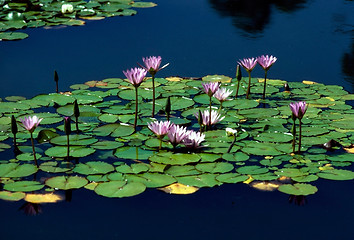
xmin=0 ymin=0 xmax=156 ymax=41
xmin=0 ymin=75 xmax=353 ymax=203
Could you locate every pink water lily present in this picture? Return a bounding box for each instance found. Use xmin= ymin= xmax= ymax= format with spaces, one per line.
xmin=123 ymin=67 xmax=147 ymax=87
xmin=257 ymin=55 xmax=277 ymax=71
xmin=238 ymin=57 xmax=257 ymax=99
xmin=183 ymin=130 xmax=205 ymax=149
xmin=20 ymin=116 xmax=43 ymax=133
xmin=214 ymin=87 xmax=233 ymax=102
xmin=202 ymin=81 xmax=221 ymax=97
xmin=168 ymin=124 xmax=188 ymax=148
xmin=257 ymin=55 xmax=277 ymax=99
xmin=196 ymin=110 xmax=225 ymax=126
xmin=148 ymin=121 xmax=172 ymax=139
xmin=290 ymin=101 xmax=308 ymax=119
xmin=142 ymin=56 xmax=169 ymax=75
xmin=238 ymin=57 xmax=257 ymax=72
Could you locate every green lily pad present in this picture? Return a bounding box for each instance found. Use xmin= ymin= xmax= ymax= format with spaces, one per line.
xmin=4 ymin=180 xmax=44 ymax=192
xmin=50 ymin=135 xmax=98 ymax=146
xmin=94 ymin=181 xmax=146 ymax=198
xmin=73 ymin=161 xmax=115 ymax=175
xmin=195 ymin=162 xmax=234 ymax=173
xmin=0 ymin=163 xmax=37 ymax=178
xmin=278 ymin=183 xmax=318 ymax=196
xmin=116 ymin=163 xmax=150 ymax=174
xmin=317 ymin=169 xmax=354 ymax=180
xmin=0 ymin=31 xmax=28 ymax=40
xmin=216 ymin=173 xmax=248 ymax=183
xmin=45 ymin=176 xmax=88 ymax=190
xmin=125 ymin=172 xmax=176 ymax=188
xmin=39 ymin=161 xmax=73 ymax=173
xmin=45 ymin=146 xmax=95 ymax=158
xmin=0 ymin=191 xmax=25 ymax=201
xmin=177 ymin=174 xmax=221 ymax=188
xmin=114 ymin=146 xmax=154 ymax=160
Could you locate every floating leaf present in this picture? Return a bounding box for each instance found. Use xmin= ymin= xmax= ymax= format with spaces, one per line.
xmin=0 ymin=163 xmax=37 ymax=178
xmin=24 ymin=193 xmax=63 ymax=203
xmin=73 ymin=161 xmax=115 ymax=175
xmin=45 ymin=176 xmax=88 ymax=190
xmin=94 ymin=181 xmax=146 ymax=198
xmin=4 ymin=181 xmax=44 ymax=192
xmin=317 ymin=169 xmax=354 ymax=180
xmin=278 ymin=183 xmax=318 ymax=196
xmin=0 ymin=191 xmax=25 ymax=201
xmin=158 ymin=183 xmax=199 ymax=194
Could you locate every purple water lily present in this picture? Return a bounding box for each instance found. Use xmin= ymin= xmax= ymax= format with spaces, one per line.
xmin=238 ymin=57 xmax=257 ymax=99
xmin=123 ymin=67 xmax=147 ymax=87
xmin=257 ymin=55 xmax=277 ymax=99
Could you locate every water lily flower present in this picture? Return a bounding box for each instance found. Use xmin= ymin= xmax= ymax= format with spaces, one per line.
xmin=257 ymin=55 xmax=277 ymax=99
xmin=202 ymin=81 xmax=221 ymax=127
xmin=140 ymin=56 xmax=169 ymax=117
xmin=168 ymin=124 xmax=188 ymax=148
xmin=183 ymin=130 xmax=205 ymax=149
xmin=202 ymin=81 xmax=221 ymax=97
xmin=214 ymin=87 xmax=233 ymax=106
xmin=123 ymin=67 xmax=147 ymax=87
xmin=148 ymin=121 xmax=172 ymax=139
xmin=20 ymin=115 xmax=43 ymax=167
xmin=20 ymin=116 xmax=43 ymax=133
xmin=226 ymin=127 xmax=237 ymax=136
xmin=141 ymin=56 xmax=169 ymax=75
xmin=238 ymin=57 xmax=257 ymax=72
xmin=257 ymin=55 xmax=277 ymax=71
xmin=238 ymin=57 xmax=257 ymax=99
xmin=61 ymin=4 xmax=74 ymax=14
xmin=289 ymin=101 xmax=308 ymax=153
xmin=289 ymin=101 xmax=308 ymax=119
xmin=123 ymin=68 xmax=147 ymax=131
xmin=196 ymin=110 xmax=225 ymax=127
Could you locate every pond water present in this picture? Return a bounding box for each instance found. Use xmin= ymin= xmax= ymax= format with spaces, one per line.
xmin=0 ymin=0 xmax=354 ymax=239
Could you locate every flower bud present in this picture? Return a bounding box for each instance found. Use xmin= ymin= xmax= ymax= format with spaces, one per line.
xmin=73 ymin=100 xmax=80 ymax=119
xmin=11 ymin=115 xmax=18 ymax=135
xmin=236 ymin=64 xmax=242 ymax=81
xmin=64 ymin=117 xmax=71 ymax=135
xmin=165 ymin=96 xmax=171 ymax=115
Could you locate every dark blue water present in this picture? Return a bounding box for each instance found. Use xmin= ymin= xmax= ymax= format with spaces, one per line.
xmin=0 ymin=0 xmax=353 ymax=98
xmin=1 ymin=0 xmax=354 ymax=239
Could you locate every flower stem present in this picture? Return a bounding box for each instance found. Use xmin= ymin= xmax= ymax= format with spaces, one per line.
xmin=227 ymin=134 xmax=237 ymax=153
xmin=66 ymin=134 xmax=70 ymax=160
xmin=151 ymin=74 xmax=156 ymax=117
xmin=75 ymin=116 xmax=79 ymax=134
xmin=134 ymin=86 xmax=139 ymax=132
xmin=30 ymin=132 xmax=38 ymax=167
xmin=298 ymin=119 xmax=302 ymax=153
xmin=246 ymin=72 xmax=251 ymax=99
xmin=291 ymin=119 xmax=296 ymax=153
xmin=209 ymin=96 xmax=212 ymax=130
xmin=262 ymin=71 xmax=268 ymax=99
xmin=159 ymin=138 xmax=162 ymax=150
xmin=235 ymin=79 xmax=241 ymax=99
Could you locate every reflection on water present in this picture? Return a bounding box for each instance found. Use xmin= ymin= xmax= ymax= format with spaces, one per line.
xmin=342 ymin=42 xmax=354 ymax=90
xmin=209 ymin=0 xmax=307 ymax=37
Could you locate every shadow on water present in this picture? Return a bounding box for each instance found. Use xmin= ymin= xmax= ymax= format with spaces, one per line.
xmin=208 ymin=0 xmax=308 ymax=37
xmin=342 ymin=41 xmax=354 ymax=92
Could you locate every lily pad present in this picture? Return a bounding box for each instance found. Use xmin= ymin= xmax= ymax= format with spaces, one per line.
xmin=94 ymin=181 xmax=146 ymax=198
xmin=45 ymin=176 xmax=88 ymax=190
xmin=278 ymin=183 xmax=318 ymax=196
xmin=4 ymin=181 xmax=44 ymax=192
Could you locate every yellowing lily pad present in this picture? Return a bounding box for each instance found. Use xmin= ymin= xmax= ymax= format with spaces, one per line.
xmin=158 ymin=183 xmax=199 ymax=194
